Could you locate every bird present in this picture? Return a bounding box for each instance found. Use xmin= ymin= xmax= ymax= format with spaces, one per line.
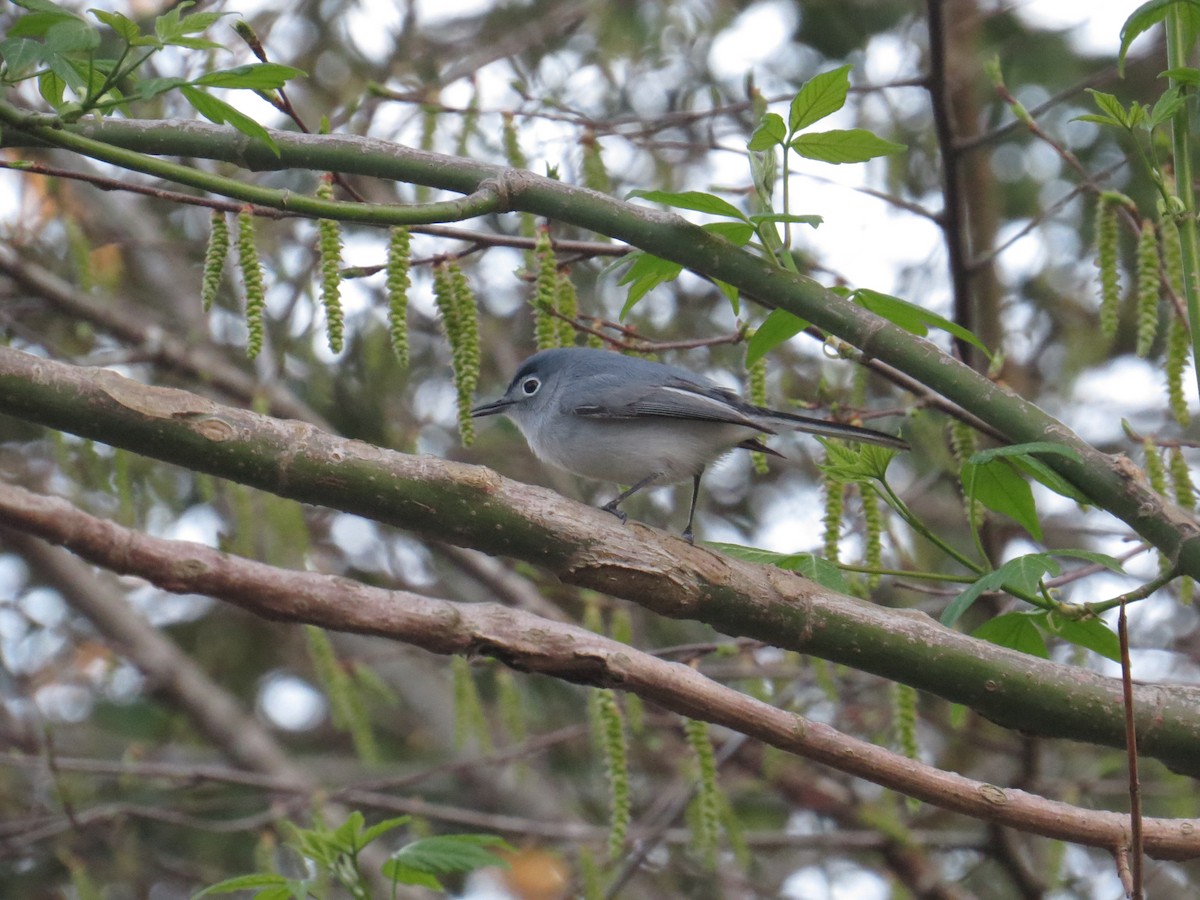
xmin=470 ymin=347 xmax=908 ymax=542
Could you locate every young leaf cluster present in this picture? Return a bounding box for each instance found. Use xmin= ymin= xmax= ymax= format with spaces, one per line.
xmin=193 ymin=812 xmax=512 ymax=898
xmin=0 ymin=0 xmax=303 ymax=153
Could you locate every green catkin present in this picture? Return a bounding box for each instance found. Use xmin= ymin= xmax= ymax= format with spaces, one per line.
xmin=949 ymin=419 xmax=985 ymax=529
xmin=893 ymin=682 xmax=919 ymax=759
xmin=861 ymin=483 xmax=883 ymax=589
xmin=532 ymin=227 xmax=560 ymax=350
xmin=236 ymin=209 xmax=266 ymax=358
xmin=451 ymin=655 xmax=492 ymax=753
xmin=585 ymin=317 xmax=606 ymax=350
xmin=580 ymin=130 xmax=611 ymax=194
xmin=385 ymin=226 xmax=412 ymax=366
xmin=315 ymin=178 xmax=344 ymax=354
xmin=503 ymin=112 xmax=537 ymax=250
xmin=1166 ymin=313 xmax=1192 ymax=427
xmin=684 ymin=718 xmax=721 ymax=869
xmin=1144 ymin=437 xmax=1170 ymax=574
xmin=432 ymin=260 xmax=480 ymax=446
xmin=748 ymin=355 xmax=770 ymax=474
xmin=609 ymin=609 xmax=644 ymax=733
xmin=821 ymin=463 xmax=845 ymax=563
xmin=1135 ymin=219 xmax=1161 ymax=358
xmin=1144 ymin=438 xmax=1167 ymax=495
xmin=416 ymin=103 xmax=438 ymax=202
xmin=1095 ymin=194 xmax=1121 ymax=338
xmin=578 ymin=847 xmax=603 ymax=900
xmin=456 ymin=88 xmax=479 ymax=159
xmin=555 ymin=270 xmax=579 ymax=347
xmin=200 ymin=210 xmax=229 ymax=312
xmin=1168 ymin=443 xmax=1195 ymax=596
xmin=502 ymin=111 xmax=528 ymax=169
xmin=1170 ymin=446 xmax=1195 ymax=510
xmin=495 ymin=668 xmax=526 ymax=745
xmin=592 ymin=689 xmax=630 ymax=860
xmin=305 ymin=625 xmax=379 ymax=764
xmin=1161 ymin=213 xmax=1186 ymax=297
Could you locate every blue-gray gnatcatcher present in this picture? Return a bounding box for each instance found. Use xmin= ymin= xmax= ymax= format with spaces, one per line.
xmin=471 ymin=347 xmax=908 ymax=542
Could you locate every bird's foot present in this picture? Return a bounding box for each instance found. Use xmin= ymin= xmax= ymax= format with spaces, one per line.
xmin=600 ymin=500 xmax=628 ymax=524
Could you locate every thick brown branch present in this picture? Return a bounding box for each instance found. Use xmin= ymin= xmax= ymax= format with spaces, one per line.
xmin=1 ymin=481 xmax=1197 ymax=858
xmin=1 ymin=346 xmax=1200 ymax=774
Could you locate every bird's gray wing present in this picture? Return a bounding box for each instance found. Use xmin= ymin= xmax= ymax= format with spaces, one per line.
xmin=567 ymin=375 xmax=773 ymax=431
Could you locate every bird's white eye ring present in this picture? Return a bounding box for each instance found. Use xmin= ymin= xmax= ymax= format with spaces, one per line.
xmin=521 ymin=376 xmax=541 ymax=395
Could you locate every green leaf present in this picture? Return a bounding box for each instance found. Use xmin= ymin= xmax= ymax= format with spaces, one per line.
xmin=713 ymin=278 xmax=739 ymax=314
xmin=789 ymin=64 xmax=852 ymax=132
xmin=616 ymin=252 xmax=683 ymax=318
xmin=701 ymin=220 xmax=755 ymax=246
xmin=710 ymin=544 xmax=853 ymax=594
xmin=0 ymin=37 xmax=49 ymax=78
xmin=854 ymin=288 xmax=990 ymax=357
xmin=156 ymin=3 xmax=226 ymax=44
xmin=90 ymin=9 xmax=141 ymax=42
xmin=191 ymin=873 xmax=290 ymax=898
xmin=816 ymin=440 xmax=898 ymax=483
xmin=359 ymin=816 xmax=411 ymax=848
xmin=941 ymin=555 xmax=1060 ymax=626
xmin=965 ymin=443 xmax=1093 ymax=529
xmin=252 ymin=887 xmax=300 ymax=900
xmin=627 ymin=189 xmax=748 ymax=221
xmin=1146 ymin=86 xmax=1186 ymax=128
xmin=1118 ymin=0 xmax=1200 ymax=73
xmin=38 ymin=69 xmax=66 ymax=109
xmin=9 ymin=6 xmax=82 ymax=41
xmin=791 ymin=129 xmax=907 ymax=164
xmin=1046 ymin=612 xmax=1121 ymax=662
xmin=134 ymin=76 xmax=187 ymax=101
xmin=331 ymin=810 xmax=366 ymax=854
xmin=967 ymin=441 xmax=1082 ymax=466
xmin=1161 ymin=65 xmax=1200 ymax=85
xmin=972 ymin=611 xmax=1050 ymax=658
xmin=13 ymin=0 xmax=76 ymax=11
xmin=1045 ymin=549 xmax=1125 ymax=573
xmin=1012 ymin=457 xmax=1090 ymax=504
xmin=962 ymin=457 xmax=1042 ymax=541
xmin=44 ymin=17 xmax=100 ymax=54
xmin=382 ymin=834 xmax=512 ymax=887
xmin=748 ymin=212 xmax=822 ymax=229
xmin=195 ymin=63 xmax=306 ymax=91
xmin=746 ymin=308 xmax=809 ymax=365
xmin=1085 ymin=89 xmax=1131 ymax=127
xmin=1072 ymin=113 xmax=1124 ymax=127
xmin=747 ymin=112 xmax=786 ymax=150
xmin=180 ymin=85 xmax=280 ymax=155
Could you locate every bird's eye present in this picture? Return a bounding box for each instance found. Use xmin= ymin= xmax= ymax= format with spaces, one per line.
xmin=521 ymin=376 xmax=541 ymax=396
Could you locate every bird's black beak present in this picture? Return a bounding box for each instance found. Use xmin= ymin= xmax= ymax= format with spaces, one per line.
xmin=469 ymin=398 xmax=514 ymax=418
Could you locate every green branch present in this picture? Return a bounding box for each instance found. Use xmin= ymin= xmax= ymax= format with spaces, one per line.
xmin=3 ymin=344 xmax=1200 ymax=773
xmin=0 ymin=101 xmax=503 ymax=226
xmin=3 ymin=112 xmax=1200 ymax=582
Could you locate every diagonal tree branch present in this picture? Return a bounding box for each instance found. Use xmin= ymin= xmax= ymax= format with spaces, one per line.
xmin=1 ymin=346 xmax=1199 ymax=773
xmin=1 ymin=480 xmax=1197 ymax=859
xmin=3 ymin=112 xmax=1198 ymax=583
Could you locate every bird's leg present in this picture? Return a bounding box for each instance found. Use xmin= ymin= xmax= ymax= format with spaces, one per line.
xmin=681 ymin=470 xmax=703 ymax=545
xmin=600 ymin=473 xmax=659 ymax=524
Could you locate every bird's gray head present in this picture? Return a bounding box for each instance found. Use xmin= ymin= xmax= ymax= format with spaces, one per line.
xmin=469 ymin=348 xmax=585 ymax=423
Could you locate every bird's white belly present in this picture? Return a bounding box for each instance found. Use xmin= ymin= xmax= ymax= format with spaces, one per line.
xmin=520 ymin=416 xmax=763 ymax=486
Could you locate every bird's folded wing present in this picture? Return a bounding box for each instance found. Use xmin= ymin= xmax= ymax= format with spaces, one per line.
xmin=568 ymin=376 xmax=772 ymax=431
